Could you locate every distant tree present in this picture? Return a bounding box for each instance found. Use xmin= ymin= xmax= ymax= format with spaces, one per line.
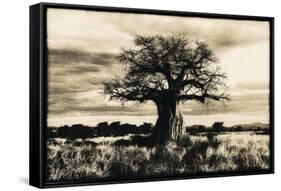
xmin=212 ymin=122 xmax=224 ymax=132
xmin=109 ymin=121 xmax=121 ymax=127
xmin=198 ymin=125 xmax=206 ymax=132
xmin=97 ymin=122 xmax=109 ymax=128
xmin=236 ymin=126 xmax=243 ymax=132
xmin=104 ymin=35 xmax=229 ymax=144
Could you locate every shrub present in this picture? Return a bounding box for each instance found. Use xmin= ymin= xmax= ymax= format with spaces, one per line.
xmin=175 ymin=135 xmax=192 ymax=147
xmin=212 ymin=122 xmax=224 ymax=132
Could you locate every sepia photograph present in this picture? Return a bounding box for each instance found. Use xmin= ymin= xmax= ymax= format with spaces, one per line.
xmin=44 ymin=6 xmax=272 ymax=183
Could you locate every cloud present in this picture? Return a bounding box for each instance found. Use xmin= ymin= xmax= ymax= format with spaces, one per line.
xmin=111 ymin=15 xmax=269 ymax=50
xmin=234 ymin=81 xmax=269 ymax=91
xmin=183 ymin=92 xmax=269 ymax=116
xmin=48 ymin=49 xmax=122 ymax=91
xmin=47 ymin=49 xmax=125 ymax=116
xmin=47 ymin=8 xmax=269 ymax=53
xmin=48 ymin=86 xmax=269 ymax=118
xmin=49 ymin=49 xmax=117 ymax=66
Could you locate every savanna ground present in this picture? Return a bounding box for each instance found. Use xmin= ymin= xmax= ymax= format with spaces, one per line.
xmin=46 ymin=124 xmax=270 ymax=181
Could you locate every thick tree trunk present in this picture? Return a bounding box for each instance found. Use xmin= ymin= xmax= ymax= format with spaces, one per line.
xmin=153 ymin=100 xmax=184 ymax=144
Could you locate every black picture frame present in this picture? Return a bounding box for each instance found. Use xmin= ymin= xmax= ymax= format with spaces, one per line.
xmin=30 ymin=2 xmax=274 ymax=188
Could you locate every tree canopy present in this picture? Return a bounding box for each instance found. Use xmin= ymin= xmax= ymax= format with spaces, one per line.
xmin=104 ymin=35 xmax=229 ymax=105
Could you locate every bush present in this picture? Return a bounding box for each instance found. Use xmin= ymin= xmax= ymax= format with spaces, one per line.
xmin=175 ymin=135 xmax=192 ymax=147
xmin=212 ymin=122 xmax=225 ymax=132
xmin=206 ymin=133 xmax=220 ymax=148
xmin=47 ymin=122 xmax=153 ymax=139
xmin=114 ymin=135 xmax=154 ymax=147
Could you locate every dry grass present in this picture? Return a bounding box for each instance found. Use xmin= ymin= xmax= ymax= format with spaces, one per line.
xmin=47 ymin=132 xmax=270 ymax=181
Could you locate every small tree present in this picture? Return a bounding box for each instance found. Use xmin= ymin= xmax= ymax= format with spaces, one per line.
xmin=212 ymin=122 xmax=224 ymax=132
xmin=104 ymin=35 xmax=229 ymax=144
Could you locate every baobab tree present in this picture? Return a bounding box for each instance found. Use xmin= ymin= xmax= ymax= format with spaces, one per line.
xmin=104 ymin=35 xmax=229 ymax=144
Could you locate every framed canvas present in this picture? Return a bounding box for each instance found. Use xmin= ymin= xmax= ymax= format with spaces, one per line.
xmin=29 ymin=2 xmax=274 ymax=188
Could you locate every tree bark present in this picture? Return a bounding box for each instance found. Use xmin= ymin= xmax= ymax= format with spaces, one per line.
xmin=153 ymin=100 xmax=184 ymax=144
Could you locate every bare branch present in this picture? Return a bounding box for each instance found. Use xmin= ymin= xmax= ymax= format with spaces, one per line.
xmin=104 ymin=35 xmax=229 ymax=105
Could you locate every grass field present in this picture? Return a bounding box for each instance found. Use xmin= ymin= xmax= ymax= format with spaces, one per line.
xmin=46 ymin=131 xmax=270 ymax=181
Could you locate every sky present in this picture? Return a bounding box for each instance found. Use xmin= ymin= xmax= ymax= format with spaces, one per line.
xmin=46 ymin=8 xmax=270 ymax=127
